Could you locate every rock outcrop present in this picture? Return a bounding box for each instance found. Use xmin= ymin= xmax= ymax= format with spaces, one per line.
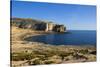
xmin=53 ymin=24 xmax=66 ymax=32
xmin=11 ymin=17 xmax=66 ymax=32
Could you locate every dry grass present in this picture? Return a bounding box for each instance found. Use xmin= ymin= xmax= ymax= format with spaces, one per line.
xmin=11 ymin=26 xmax=96 ymax=67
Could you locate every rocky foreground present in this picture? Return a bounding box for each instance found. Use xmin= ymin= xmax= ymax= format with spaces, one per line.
xmin=11 ymin=26 xmax=96 ymax=67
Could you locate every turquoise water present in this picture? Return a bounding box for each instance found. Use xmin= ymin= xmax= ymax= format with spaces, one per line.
xmin=25 ymin=30 xmax=96 ymax=46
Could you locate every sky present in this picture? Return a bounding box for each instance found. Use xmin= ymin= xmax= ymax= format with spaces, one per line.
xmin=11 ymin=0 xmax=96 ymax=30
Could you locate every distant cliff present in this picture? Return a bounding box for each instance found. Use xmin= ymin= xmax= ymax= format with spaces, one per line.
xmin=11 ymin=17 xmax=66 ymax=32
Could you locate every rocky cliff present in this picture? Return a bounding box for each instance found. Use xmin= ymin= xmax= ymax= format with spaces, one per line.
xmin=11 ymin=17 xmax=66 ymax=32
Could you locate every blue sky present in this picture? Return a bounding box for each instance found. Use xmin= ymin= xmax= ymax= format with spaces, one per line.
xmin=11 ymin=1 xmax=96 ymax=30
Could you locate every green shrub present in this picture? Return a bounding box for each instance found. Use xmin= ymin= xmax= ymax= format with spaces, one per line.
xmin=58 ymin=51 xmax=72 ymax=60
xmin=79 ymin=49 xmax=89 ymax=54
xmin=11 ymin=52 xmax=34 ymax=61
xmin=44 ymin=60 xmax=54 ymax=64
xmin=31 ymin=58 xmax=42 ymax=65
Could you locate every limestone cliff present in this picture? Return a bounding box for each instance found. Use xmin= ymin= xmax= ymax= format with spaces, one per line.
xmin=11 ymin=17 xmax=66 ymax=32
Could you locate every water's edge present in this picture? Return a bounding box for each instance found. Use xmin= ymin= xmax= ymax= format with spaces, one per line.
xmin=24 ymin=30 xmax=96 ymax=46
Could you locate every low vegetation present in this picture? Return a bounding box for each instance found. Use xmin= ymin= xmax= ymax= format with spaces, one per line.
xmin=11 ymin=46 xmax=96 ymax=66
xmin=11 ymin=26 xmax=96 ymax=66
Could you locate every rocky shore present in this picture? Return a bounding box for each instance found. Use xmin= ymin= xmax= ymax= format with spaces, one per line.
xmin=11 ymin=26 xmax=96 ymax=67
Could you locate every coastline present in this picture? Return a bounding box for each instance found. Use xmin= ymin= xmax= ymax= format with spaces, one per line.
xmin=11 ymin=26 xmax=96 ymax=66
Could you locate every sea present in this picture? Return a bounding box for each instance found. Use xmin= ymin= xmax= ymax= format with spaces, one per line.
xmin=25 ymin=30 xmax=96 ymax=46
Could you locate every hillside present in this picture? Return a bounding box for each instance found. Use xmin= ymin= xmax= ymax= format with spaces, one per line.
xmin=11 ymin=17 xmax=66 ymax=32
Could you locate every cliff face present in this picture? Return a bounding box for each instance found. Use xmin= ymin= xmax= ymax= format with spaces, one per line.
xmin=53 ymin=25 xmax=66 ymax=32
xmin=11 ymin=18 xmax=66 ymax=32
